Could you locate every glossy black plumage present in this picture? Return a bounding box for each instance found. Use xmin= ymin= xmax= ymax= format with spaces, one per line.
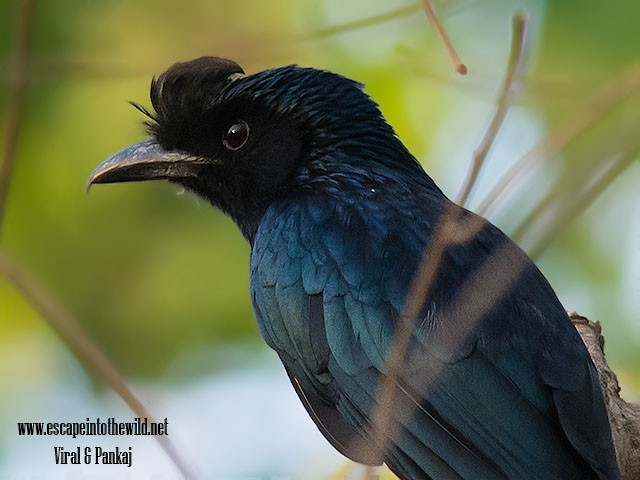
xmin=88 ymin=57 xmax=620 ymax=480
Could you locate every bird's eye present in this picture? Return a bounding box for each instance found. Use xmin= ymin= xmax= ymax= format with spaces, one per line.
xmin=222 ymin=120 xmax=250 ymax=151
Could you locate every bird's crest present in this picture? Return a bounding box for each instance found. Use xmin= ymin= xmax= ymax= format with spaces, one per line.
xmin=137 ymin=57 xmax=244 ymax=144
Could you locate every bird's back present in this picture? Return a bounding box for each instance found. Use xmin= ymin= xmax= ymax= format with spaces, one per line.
xmin=250 ymin=163 xmax=620 ymax=480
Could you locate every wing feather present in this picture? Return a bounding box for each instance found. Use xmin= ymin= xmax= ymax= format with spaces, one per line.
xmin=250 ymin=194 xmax=618 ymax=480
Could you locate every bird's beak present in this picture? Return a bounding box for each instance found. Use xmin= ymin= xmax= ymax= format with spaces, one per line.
xmin=86 ymin=139 xmax=210 ymax=191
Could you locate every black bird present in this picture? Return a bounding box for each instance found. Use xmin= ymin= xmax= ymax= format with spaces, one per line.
xmin=88 ymin=57 xmax=620 ymax=479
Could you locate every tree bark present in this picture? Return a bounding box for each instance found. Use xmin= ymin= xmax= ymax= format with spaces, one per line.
xmin=570 ymin=312 xmax=640 ymax=479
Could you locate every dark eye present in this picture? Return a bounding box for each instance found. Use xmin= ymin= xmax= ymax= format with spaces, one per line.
xmin=222 ymin=120 xmax=250 ymax=150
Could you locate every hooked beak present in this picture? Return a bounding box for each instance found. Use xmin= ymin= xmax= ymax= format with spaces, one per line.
xmin=86 ymin=139 xmax=210 ymax=191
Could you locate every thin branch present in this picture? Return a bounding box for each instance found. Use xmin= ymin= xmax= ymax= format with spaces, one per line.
xmin=368 ymin=12 xmax=523 ymax=459
xmin=0 ymin=0 xmax=34 ymax=237
xmin=475 ymin=64 xmax=640 ymax=219
xmin=370 ymin=203 xmax=460 ymax=454
xmin=306 ymin=4 xmax=420 ymax=39
xmin=305 ymin=0 xmax=481 ymax=40
xmin=0 ymin=249 xmax=196 ymax=480
xmin=456 ymin=11 xmax=527 ymax=206
xmin=369 ymin=202 xmax=490 ymax=457
xmin=419 ymin=0 xmax=467 ymax=74
xmin=514 ymin=146 xmax=639 ymax=259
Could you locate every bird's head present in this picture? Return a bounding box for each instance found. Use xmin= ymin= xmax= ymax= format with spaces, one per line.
xmin=88 ymin=56 xmax=416 ymax=241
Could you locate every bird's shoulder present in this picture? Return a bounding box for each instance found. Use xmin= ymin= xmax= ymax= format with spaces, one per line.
xmin=251 ymin=168 xmax=443 ymax=302
xmin=249 ymin=174 xmax=594 ymax=380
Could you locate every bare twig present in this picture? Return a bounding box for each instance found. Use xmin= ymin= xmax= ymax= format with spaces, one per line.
xmin=476 ymin=64 xmax=640 ymax=219
xmin=370 ymin=203 xmax=461 ymax=453
xmin=306 ymin=1 xmax=481 ymax=40
xmin=369 ymin=201 xmax=491 ymax=457
xmin=456 ymin=12 xmax=527 ymax=206
xmin=419 ymin=0 xmax=467 ymax=75
xmin=306 ymin=4 xmax=420 ymax=39
xmin=0 ymin=249 xmax=196 ymax=479
xmin=0 ymin=0 xmax=34 ymax=236
xmin=514 ymin=146 xmax=639 ymax=259
xmin=369 ymin=12 xmax=525 ymax=460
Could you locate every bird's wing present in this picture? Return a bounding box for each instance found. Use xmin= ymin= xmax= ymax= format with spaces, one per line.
xmin=252 ymin=285 xmax=382 ymax=465
xmin=250 ymin=193 xmax=617 ymax=480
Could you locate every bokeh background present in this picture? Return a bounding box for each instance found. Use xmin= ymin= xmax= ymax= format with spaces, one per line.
xmin=1 ymin=0 xmax=638 ymax=477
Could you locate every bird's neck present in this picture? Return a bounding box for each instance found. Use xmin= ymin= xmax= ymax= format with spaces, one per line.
xmin=215 ymin=188 xmax=278 ymax=244
xmin=204 ymin=135 xmax=441 ymax=245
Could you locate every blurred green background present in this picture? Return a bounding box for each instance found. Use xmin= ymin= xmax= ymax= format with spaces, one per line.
xmin=1 ymin=0 xmax=638 ymax=477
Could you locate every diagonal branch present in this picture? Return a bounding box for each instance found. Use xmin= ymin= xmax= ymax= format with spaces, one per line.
xmin=369 ymin=12 xmax=527 ymax=460
xmin=0 ymin=249 xmax=196 ymax=479
xmin=419 ymin=0 xmax=467 ymax=74
xmin=0 ymin=0 xmax=34 ymax=237
xmin=514 ymin=146 xmax=639 ymax=259
xmin=306 ymin=4 xmax=420 ymax=39
xmin=475 ymin=65 xmax=640 ymax=219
